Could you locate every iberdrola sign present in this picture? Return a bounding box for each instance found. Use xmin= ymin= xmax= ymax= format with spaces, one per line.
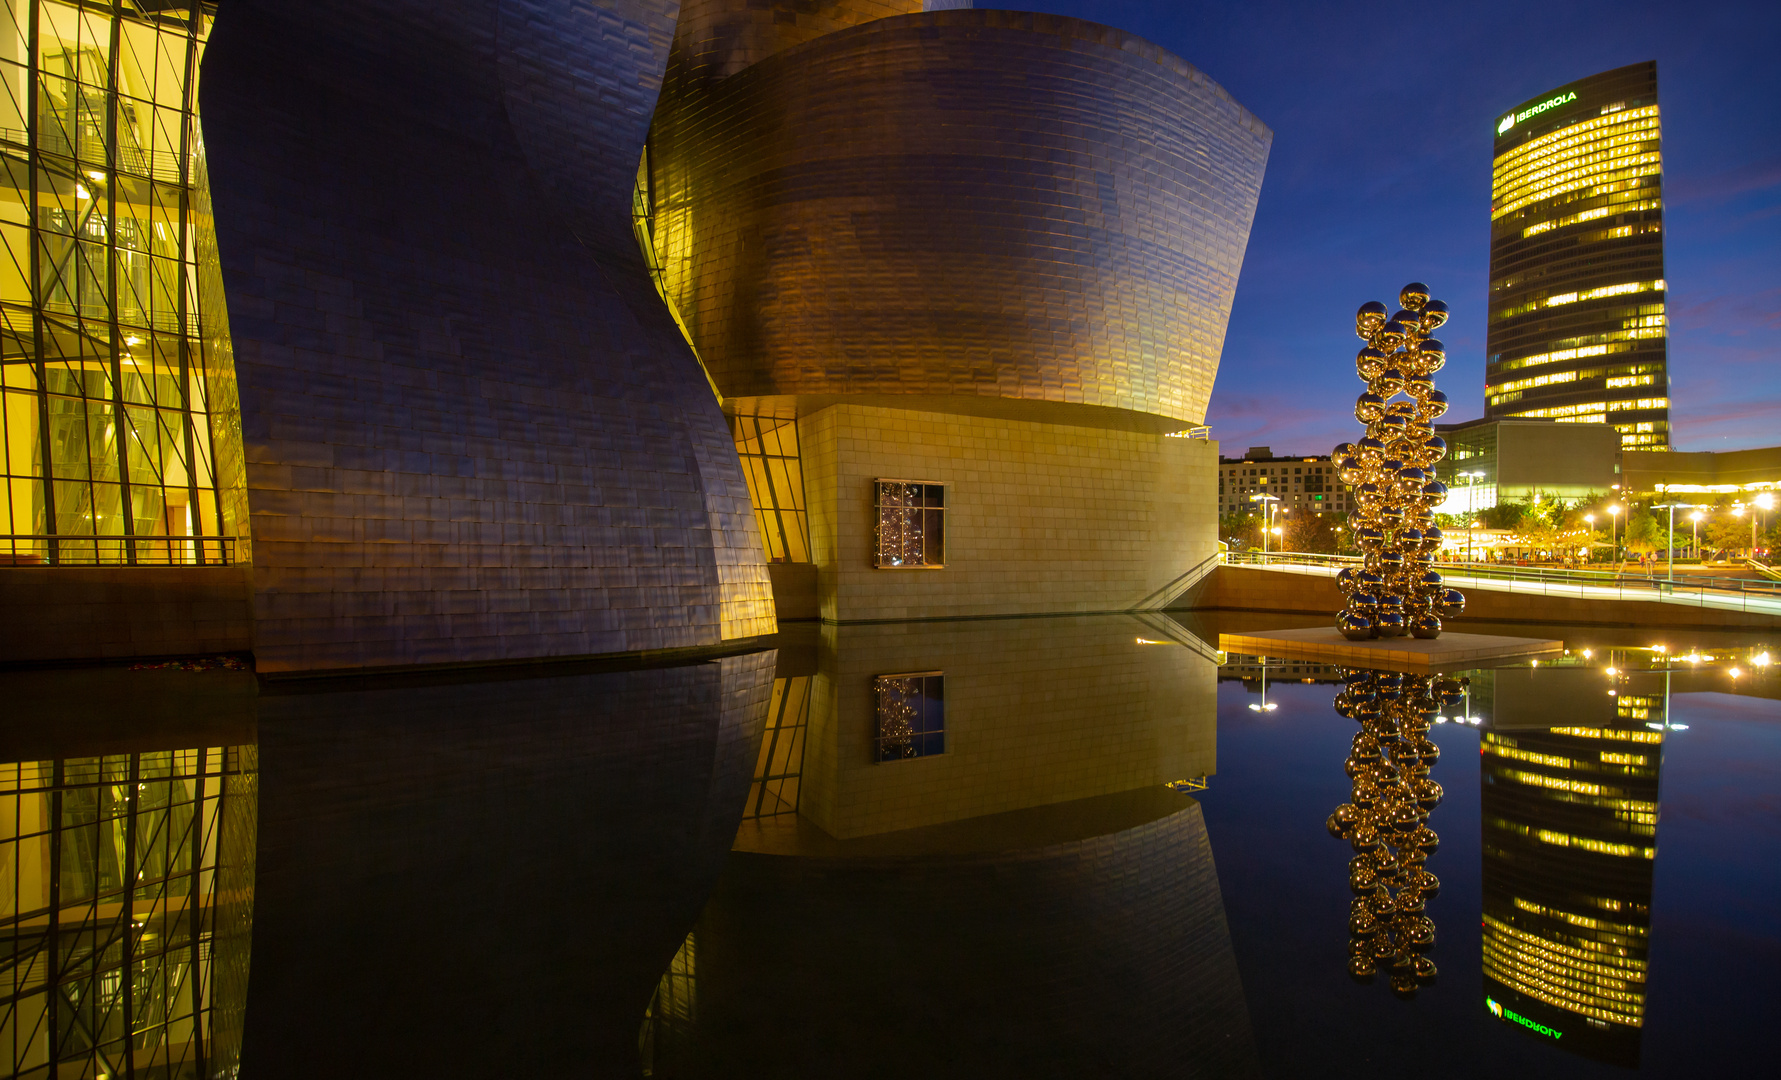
xmin=1497 ymin=90 xmax=1579 ymax=134
xmin=1487 ymin=996 xmax=1565 ymax=1040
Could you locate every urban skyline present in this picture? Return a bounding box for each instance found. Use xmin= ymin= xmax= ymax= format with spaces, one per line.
xmin=1028 ymin=0 xmax=1780 ymax=455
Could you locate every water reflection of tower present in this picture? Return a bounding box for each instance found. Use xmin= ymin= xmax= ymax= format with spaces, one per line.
xmin=1479 ymin=691 xmax=1664 ymax=1067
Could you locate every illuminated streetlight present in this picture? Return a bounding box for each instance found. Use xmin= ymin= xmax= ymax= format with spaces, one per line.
xmin=1250 ymin=493 xmax=1280 ymax=555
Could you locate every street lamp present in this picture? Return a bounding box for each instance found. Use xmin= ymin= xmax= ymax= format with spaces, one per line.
xmin=1250 ymin=493 xmax=1279 ymax=555
xmin=1759 ymin=492 xmax=1776 ymax=557
xmin=1653 ymin=501 xmax=1700 ymax=583
xmin=1470 ymin=518 xmax=1483 ymax=563
xmin=1248 ymin=660 xmax=1278 ymax=712
xmin=1608 ymin=503 xmax=1621 ymax=560
xmin=1584 ymin=513 xmax=1596 ymax=566
xmin=1460 ymin=470 xmax=1486 ymax=514
xmin=1690 ymin=511 xmax=1703 ymax=561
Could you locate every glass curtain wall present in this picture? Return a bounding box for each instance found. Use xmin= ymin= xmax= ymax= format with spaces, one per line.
xmin=0 ymin=744 xmax=255 ymax=1080
xmin=0 ymin=1 xmax=232 ymax=566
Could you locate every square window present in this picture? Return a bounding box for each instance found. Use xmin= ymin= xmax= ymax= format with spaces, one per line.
xmin=875 ymin=672 xmax=944 ymax=761
xmin=875 ymin=480 xmax=944 ymax=568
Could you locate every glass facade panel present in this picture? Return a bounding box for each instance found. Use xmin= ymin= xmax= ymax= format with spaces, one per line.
xmin=1485 ymin=63 xmax=1669 ymax=449
xmin=745 ymin=674 xmax=808 ymax=817
xmin=0 ymin=1 xmax=233 ymax=566
xmin=729 ymin=414 xmax=809 ymax=564
xmin=0 ymin=742 xmax=253 ymax=1080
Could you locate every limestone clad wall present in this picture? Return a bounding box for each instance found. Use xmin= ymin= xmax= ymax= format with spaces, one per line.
xmin=800 ymin=404 xmax=1218 ymax=622
xmin=199 ymin=0 xmax=774 ymax=673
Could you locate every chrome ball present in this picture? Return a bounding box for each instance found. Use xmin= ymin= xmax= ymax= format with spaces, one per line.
xmin=1399 ymin=282 xmax=1431 ymax=311
xmin=1419 ymin=300 xmax=1448 ymax=332
xmin=1356 ymin=300 xmax=1389 ymax=339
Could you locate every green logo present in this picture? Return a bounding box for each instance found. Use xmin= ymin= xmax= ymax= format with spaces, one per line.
xmin=1498 ymin=114 xmax=1515 ymax=135
xmin=1515 ymin=91 xmax=1579 ymax=125
xmin=1486 ymin=997 xmax=1564 ymax=1040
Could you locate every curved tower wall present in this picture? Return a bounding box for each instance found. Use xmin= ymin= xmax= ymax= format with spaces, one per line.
xmin=646 ymin=7 xmax=1268 ymax=621
xmin=650 ymin=10 xmax=1270 ymax=425
xmin=199 ymin=0 xmax=775 ymax=672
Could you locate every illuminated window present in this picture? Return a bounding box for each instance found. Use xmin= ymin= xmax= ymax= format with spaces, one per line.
xmin=732 ymin=415 xmax=810 ymax=562
xmin=875 ymin=672 xmax=944 ymax=761
xmin=874 ymin=480 xmax=945 ymax=568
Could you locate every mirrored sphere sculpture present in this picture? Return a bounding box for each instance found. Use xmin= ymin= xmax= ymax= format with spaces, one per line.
xmin=1327 ymin=669 xmax=1460 ymax=996
xmin=1333 ymin=284 xmax=1465 ymax=641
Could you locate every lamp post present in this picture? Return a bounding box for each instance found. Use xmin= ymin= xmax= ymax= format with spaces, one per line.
xmin=1759 ymin=493 xmax=1776 ymax=557
xmin=1585 ymin=513 xmax=1596 ymax=565
xmin=1653 ymin=502 xmax=1698 ymax=583
xmin=1608 ymin=503 xmax=1621 ymax=561
xmin=1250 ymin=493 xmax=1279 ymax=555
xmin=1460 ymin=470 xmax=1486 ymax=515
xmin=1690 ymin=511 xmax=1703 ymax=561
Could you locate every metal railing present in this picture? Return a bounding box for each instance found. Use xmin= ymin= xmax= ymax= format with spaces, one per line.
xmin=1224 ymin=549 xmax=1781 ymax=615
xmin=1 ymin=534 xmax=237 ymax=567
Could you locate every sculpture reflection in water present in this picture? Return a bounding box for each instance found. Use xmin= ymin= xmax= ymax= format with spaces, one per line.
xmin=1332 ymin=283 xmax=1465 ymax=641
xmin=1327 ymin=669 xmax=1464 ymax=995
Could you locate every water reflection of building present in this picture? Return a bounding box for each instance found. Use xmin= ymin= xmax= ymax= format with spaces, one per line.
xmin=240 ymin=652 xmax=774 ymax=1079
xmin=0 ymin=667 xmax=256 ymax=1080
xmin=1480 ymin=714 xmax=1663 ymax=1066
xmin=643 ymin=616 xmax=1258 ymax=1078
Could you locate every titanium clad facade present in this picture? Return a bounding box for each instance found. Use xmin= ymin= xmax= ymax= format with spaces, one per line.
xmin=1486 ymin=62 xmax=1670 ymax=449
xmin=647 ymin=9 xmax=1271 ymax=425
xmin=197 ymin=0 xmax=775 ymax=672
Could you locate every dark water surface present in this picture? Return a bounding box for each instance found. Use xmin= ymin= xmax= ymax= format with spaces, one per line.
xmin=4 ymin=616 xmax=1776 ymax=1078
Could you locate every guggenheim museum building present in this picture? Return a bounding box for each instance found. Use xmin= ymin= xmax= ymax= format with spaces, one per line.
xmin=0 ymin=0 xmax=1269 ymax=673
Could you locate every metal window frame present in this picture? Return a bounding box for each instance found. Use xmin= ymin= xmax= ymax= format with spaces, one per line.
xmin=872 ymin=477 xmax=946 ymax=569
xmin=872 ymin=670 xmax=945 ymax=763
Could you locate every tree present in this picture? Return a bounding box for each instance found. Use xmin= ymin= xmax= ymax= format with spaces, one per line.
xmin=1477 ymin=501 xmax=1524 ymax=530
xmin=1623 ymin=508 xmax=1661 ymax=558
xmin=1220 ymin=512 xmax=1262 ymax=552
xmin=1705 ymin=515 xmax=1751 ymax=557
xmin=1284 ymin=512 xmax=1339 ymax=553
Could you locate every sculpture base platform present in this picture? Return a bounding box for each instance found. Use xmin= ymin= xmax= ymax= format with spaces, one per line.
xmin=1218 ymin=627 xmax=1563 ymax=673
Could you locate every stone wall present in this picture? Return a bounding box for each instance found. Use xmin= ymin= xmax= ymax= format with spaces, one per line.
xmin=801 ymin=404 xmax=1218 ymax=621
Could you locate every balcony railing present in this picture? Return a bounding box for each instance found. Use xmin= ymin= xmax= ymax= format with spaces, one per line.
xmin=0 ymin=534 xmax=237 ymax=567
xmin=1224 ymin=550 xmax=1781 ymax=615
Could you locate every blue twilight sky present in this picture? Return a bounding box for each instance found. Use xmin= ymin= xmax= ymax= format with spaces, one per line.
xmin=1022 ymin=0 xmax=1781 ymax=455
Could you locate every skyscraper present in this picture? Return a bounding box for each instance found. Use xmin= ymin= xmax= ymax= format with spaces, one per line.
xmin=1485 ymin=62 xmax=1670 ymax=449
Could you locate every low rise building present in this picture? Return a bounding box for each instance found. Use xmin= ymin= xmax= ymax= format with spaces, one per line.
xmin=1621 ymin=445 xmax=1781 ymax=497
xmin=1218 ymin=447 xmax=1351 ymax=517
xmin=1433 ymin=417 xmax=1622 ymax=513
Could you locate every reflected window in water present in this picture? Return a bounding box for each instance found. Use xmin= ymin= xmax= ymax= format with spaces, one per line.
xmin=747 ymin=677 xmax=809 ymax=817
xmin=0 ymin=746 xmax=253 ymax=1080
xmin=875 ymin=672 xmax=945 ymax=762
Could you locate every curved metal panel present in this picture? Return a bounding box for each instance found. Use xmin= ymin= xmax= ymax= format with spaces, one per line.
xmin=199 ymin=0 xmax=774 ymax=672
xmin=649 ymin=9 xmax=1272 ymax=424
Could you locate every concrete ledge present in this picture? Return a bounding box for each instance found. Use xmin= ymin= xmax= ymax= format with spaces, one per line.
xmin=1176 ymin=565 xmax=1781 ymax=629
xmin=1218 ymin=627 xmax=1563 ymax=673
xmin=0 ymin=566 xmax=254 ymax=665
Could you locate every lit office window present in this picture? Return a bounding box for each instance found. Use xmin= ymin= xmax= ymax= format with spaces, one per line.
xmin=874 ymin=672 xmax=944 ymax=762
xmin=874 ymin=480 xmax=944 ymax=567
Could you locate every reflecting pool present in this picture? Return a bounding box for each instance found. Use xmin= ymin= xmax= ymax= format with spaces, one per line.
xmin=1 ymin=615 xmax=1775 ymax=1078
